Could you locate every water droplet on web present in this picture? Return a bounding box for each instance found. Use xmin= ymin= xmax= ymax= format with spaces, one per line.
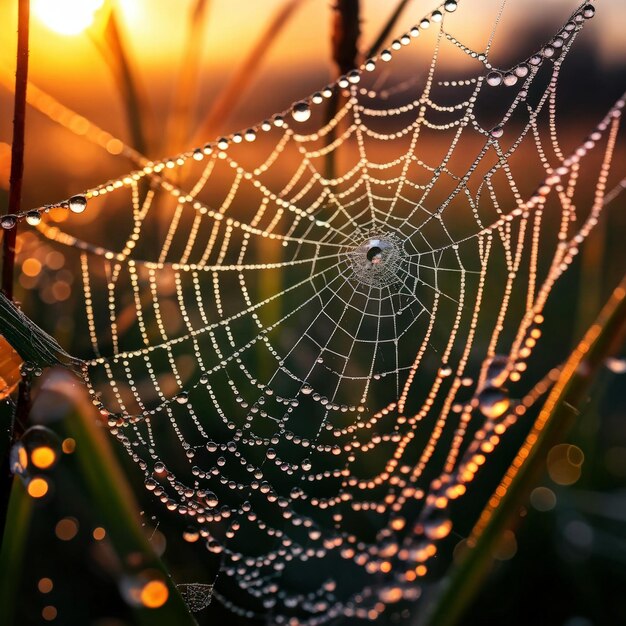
xmin=503 ymin=73 xmax=518 ymax=87
xmin=244 ymin=129 xmax=256 ymax=142
xmin=69 ymin=195 xmax=87 ymax=214
xmin=444 ymin=0 xmax=458 ymax=12
xmin=347 ymin=70 xmax=360 ymax=84
xmin=490 ymin=126 xmax=504 ymax=138
xmin=422 ymin=507 xmax=453 ymax=540
xmin=515 ymin=64 xmax=529 ymax=78
xmin=439 ymin=365 xmax=453 ymax=377
xmin=26 ymin=211 xmax=42 ymax=226
xmin=207 ymin=539 xmax=223 ymax=554
xmin=175 ymin=391 xmax=189 ymax=404
xmin=292 ymin=101 xmax=311 ymax=123
xmin=154 ymin=461 xmax=166 ymax=474
xmin=484 ymin=354 xmax=510 ymax=387
xmin=183 ymin=527 xmax=200 ymax=542
xmin=477 ymin=387 xmax=510 ymax=419
xmin=582 ymin=4 xmax=595 ymax=19
xmin=380 ymin=49 xmax=392 ymax=62
xmin=301 ymin=458 xmax=312 ymax=471
xmin=529 ymin=55 xmax=542 ymax=66
xmin=486 ymin=72 xmax=502 ymax=87
xmin=1 ymin=214 xmax=17 ymax=230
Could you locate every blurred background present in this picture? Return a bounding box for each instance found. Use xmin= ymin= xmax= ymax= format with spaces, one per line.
xmin=0 ymin=1 xmax=625 ymax=625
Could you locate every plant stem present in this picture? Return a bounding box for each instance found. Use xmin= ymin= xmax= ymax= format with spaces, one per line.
xmin=423 ymin=273 xmax=626 ymax=626
xmin=1 ymin=0 xmax=29 ymax=300
xmin=0 ymin=0 xmax=30 ymax=558
xmin=325 ymin=0 xmax=360 ymax=180
xmin=192 ymin=0 xmax=308 ymax=142
xmin=90 ymin=4 xmax=151 ymax=155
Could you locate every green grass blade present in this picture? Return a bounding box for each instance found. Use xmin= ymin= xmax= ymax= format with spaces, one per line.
xmin=48 ymin=370 xmax=197 ymax=626
xmin=0 ymin=477 xmax=32 ymax=626
xmin=423 ymin=273 xmax=626 ymax=626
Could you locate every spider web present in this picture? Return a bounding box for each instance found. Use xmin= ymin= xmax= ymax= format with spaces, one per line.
xmin=7 ymin=0 xmax=626 ymax=623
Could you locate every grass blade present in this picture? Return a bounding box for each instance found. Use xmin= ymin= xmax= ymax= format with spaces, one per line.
xmin=423 ymin=273 xmax=626 ymax=626
xmin=164 ymin=0 xmax=212 ymax=154
xmin=0 ymin=477 xmax=32 ymax=626
xmin=45 ymin=370 xmax=197 ymax=626
xmin=191 ymin=0 xmax=309 ymax=142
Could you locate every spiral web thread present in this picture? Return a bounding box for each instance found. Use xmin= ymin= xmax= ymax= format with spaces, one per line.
xmin=11 ymin=0 xmax=626 ymax=622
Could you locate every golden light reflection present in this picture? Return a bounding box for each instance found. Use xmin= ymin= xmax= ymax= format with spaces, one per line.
xmin=31 ymin=445 xmax=57 ymax=469
xmin=33 ymin=0 xmax=104 ymax=36
xmin=27 ymin=476 xmax=50 ymax=498
xmin=93 ymin=526 xmax=106 ymax=540
xmin=140 ymin=579 xmax=169 ymax=609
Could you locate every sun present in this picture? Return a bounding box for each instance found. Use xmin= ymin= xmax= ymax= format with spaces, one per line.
xmin=33 ymin=0 xmax=105 ymax=36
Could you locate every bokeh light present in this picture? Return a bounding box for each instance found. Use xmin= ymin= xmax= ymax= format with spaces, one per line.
xmin=33 ymin=0 xmax=104 ymax=36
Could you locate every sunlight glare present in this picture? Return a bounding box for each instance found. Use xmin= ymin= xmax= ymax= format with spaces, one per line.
xmin=33 ymin=0 xmax=105 ymax=36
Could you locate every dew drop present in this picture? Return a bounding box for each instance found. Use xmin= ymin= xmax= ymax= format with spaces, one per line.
xmin=486 ymin=72 xmax=502 ymax=87
xmin=484 ymin=355 xmax=511 ymax=388
xmin=380 ymin=49 xmax=392 ymax=62
xmin=175 ymin=391 xmax=189 ymax=404
xmin=1 ymin=214 xmax=17 ymax=230
xmin=431 ymin=10 xmax=443 ymax=23
xmin=25 ymin=211 xmax=42 ymax=226
xmin=207 ymin=539 xmax=223 ymax=554
xmin=301 ymin=458 xmax=312 ymax=471
xmin=439 ymin=365 xmax=453 ymax=378
xmin=444 ymin=0 xmax=457 ymax=11
xmin=503 ymin=73 xmax=518 ymax=87
xmin=582 ymin=4 xmax=595 ymax=18
xmin=154 ymin=461 xmax=167 ymax=474
xmin=69 ymin=195 xmax=87 ymax=214
xmin=477 ymin=387 xmax=510 ymax=419
xmin=529 ymin=55 xmax=543 ymax=66
xmin=347 ymin=69 xmax=360 ymax=84
xmin=311 ymin=92 xmax=324 ymax=104
xmin=514 ymin=64 xmax=529 ymax=78
xmin=292 ymin=101 xmax=311 ymax=123
xmin=364 ymin=59 xmax=376 ymax=72
xmin=422 ymin=507 xmax=452 ymax=540
xmin=183 ymin=527 xmax=200 ymax=542
xmin=490 ymin=126 xmax=504 ymax=139
xmin=244 ymin=129 xmax=256 ymax=142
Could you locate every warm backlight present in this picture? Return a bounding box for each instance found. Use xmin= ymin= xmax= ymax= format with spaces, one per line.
xmin=31 ymin=446 xmax=57 ymax=469
xmin=27 ymin=477 xmax=49 ymax=498
xmin=140 ymin=580 xmax=169 ymax=608
xmin=33 ymin=0 xmax=104 ymax=36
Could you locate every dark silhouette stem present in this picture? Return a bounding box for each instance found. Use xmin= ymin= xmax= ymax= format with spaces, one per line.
xmin=2 ymin=0 xmax=29 ymax=301
xmin=0 ymin=0 xmax=30 ymax=554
